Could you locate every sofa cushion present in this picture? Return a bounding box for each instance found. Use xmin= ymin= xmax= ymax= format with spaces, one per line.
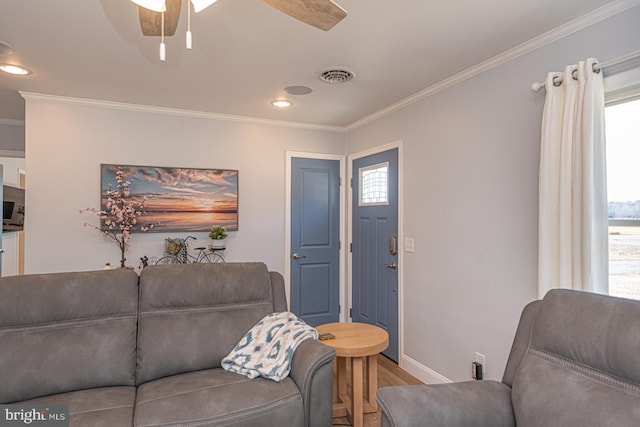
xmin=136 ymin=262 xmax=276 ymax=385
xmin=0 ymin=269 xmax=139 ymax=403
xmin=19 ymin=386 xmax=135 ymax=426
xmin=134 ymin=368 xmax=304 ymax=427
xmin=512 ymin=290 xmax=640 ymax=426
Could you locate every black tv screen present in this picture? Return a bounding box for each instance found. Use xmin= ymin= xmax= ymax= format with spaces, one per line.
xmin=3 ymin=201 xmax=14 ymax=221
xmin=3 ymin=185 xmax=25 ymax=229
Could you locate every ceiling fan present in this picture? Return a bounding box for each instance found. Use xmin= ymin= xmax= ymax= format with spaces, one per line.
xmin=132 ymin=0 xmax=348 ymax=37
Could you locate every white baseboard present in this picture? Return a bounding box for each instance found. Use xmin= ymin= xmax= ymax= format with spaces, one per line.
xmin=400 ymin=354 xmax=452 ymax=384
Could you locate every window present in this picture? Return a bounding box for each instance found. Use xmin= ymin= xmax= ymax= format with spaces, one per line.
xmin=359 ymin=162 xmax=389 ymax=206
xmin=606 ymin=97 xmax=640 ymax=300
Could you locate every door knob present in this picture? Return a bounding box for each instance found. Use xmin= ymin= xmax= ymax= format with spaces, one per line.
xmin=385 ymin=262 xmax=397 ymax=269
xmin=293 ymin=253 xmax=306 ymax=259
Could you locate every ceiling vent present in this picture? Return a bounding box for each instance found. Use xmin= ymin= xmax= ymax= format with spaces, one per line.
xmin=317 ymin=67 xmax=355 ymax=84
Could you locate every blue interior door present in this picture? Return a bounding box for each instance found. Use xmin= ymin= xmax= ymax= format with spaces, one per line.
xmin=290 ymin=158 xmax=340 ymax=327
xmin=352 ymin=148 xmax=399 ymax=361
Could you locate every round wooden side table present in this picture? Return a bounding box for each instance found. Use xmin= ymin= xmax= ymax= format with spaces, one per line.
xmin=316 ymin=322 xmax=389 ymax=427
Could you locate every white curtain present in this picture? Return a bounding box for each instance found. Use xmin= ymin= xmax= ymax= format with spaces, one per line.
xmin=538 ymin=58 xmax=608 ymax=298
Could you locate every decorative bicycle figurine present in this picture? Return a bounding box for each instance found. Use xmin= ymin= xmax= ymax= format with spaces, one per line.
xmin=155 ymin=236 xmax=225 ymax=265
xmin=139 ymin=256 xmax=150 ymax=269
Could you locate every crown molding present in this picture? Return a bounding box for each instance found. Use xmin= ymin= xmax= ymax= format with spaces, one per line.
xmin=16 ymin=1 xmax=639 ymax=134
xmin=0 ymin=149 xmax=25 ymax=158
xmin=19 ymin=92 xmax=347 ymax=133
xmin=347 ymin=0 xmax=640 ymax=131
xmin=0 ymin=118 xmax=25 ymax=127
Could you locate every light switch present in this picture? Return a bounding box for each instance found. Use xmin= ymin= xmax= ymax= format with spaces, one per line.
xmin=404 ymin=237 xmax=414 ymax=253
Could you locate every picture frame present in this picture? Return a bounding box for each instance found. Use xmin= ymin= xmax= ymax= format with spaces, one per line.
xmin=100 ymin=164 xmax=238 ymax=233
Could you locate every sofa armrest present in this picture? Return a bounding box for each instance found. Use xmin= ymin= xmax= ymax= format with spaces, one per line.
xmin=269 ymin=271 xmax=288 ymax=312
xmin=289 ymin=339 xmax=336 ymax=427
xmin=377 ymin=380 xmax=515 ymax=427
xmin=502 ymin=299 xmax=541 ymax=387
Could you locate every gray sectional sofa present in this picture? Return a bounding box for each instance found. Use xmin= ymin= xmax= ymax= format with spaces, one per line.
xmin=376 ymin=289 xmax=640 ymax=426
xmin=0 ymin=262 xmax=335 ymax=426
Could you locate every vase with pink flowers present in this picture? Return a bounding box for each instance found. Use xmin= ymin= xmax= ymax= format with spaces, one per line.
xmin=80 ymin=166 xmax=152 ymax=268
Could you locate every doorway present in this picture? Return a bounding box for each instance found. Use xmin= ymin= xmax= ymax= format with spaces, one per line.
xmin=350 ymin=145 xmax=400 ymax=362
xmin=287 ymin=153 xmax=345 ymax=326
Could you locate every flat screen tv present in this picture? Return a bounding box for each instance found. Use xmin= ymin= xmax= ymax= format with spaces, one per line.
xmin=3 ymin=185 xmax=25 ymax=231
xmin=3 ymin=201 xmax=14 ymax=220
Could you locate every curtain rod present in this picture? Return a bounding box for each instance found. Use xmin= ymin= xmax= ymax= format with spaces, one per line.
xmin=531 ymin=49 xmax=640 ymax=92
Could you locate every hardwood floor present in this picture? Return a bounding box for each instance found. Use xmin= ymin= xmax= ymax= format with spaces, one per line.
xmin=332 ymin=354 xmax=423 ymax=427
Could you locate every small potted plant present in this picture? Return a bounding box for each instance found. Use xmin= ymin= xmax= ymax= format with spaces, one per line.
xmin=209 ymin=225 xmax=228 ymax=248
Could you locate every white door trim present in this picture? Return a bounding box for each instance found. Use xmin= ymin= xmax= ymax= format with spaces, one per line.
xmin=347 ymin=140 xmax=404 ymax=359
xmin=285 ymin=151 xmax=347 ymax=320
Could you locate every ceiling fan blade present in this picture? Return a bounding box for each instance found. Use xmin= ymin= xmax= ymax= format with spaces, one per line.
xmin=131 ymin=0 xmax=166 ymax=13
xmin=261 ymin=0 xmax=347 ymax=31
xmin=191 ymin=0 xmax=219 ymax=13
xmin=138 ymin=0 xmax=182 ymax=36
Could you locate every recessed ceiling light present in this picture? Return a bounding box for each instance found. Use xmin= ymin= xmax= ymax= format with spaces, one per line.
xmin=271 ymin=100 xmax=292 ymax=108
xmin=0 ymin=64 xmax=31 ymax=76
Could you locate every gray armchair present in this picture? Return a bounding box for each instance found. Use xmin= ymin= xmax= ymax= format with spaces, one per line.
xmin=377 ymin=289 xmax=640 ymax=426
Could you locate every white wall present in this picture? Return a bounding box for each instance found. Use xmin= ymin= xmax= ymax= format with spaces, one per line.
xmin=0 ymin=121 xmax=25 ymax=156
xmin=347 ymin=6 xmax=640 ymax=382
xmin=0 ymin=157 xmax=25 ymax=187
xmin=24 ymin=98 xmax=345 ymax=282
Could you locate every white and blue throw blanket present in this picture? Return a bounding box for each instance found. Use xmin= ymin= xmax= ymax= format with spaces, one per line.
xmin=221 ymin=311 xmax=318 ymax=382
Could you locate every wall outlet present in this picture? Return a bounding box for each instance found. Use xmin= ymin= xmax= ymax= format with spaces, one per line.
xmin=475 ymin=352 xmax=486 ymax=375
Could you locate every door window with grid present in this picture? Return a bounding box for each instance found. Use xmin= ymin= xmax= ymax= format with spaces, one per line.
xmin=358 ymin=162 xmax=389 ymax=206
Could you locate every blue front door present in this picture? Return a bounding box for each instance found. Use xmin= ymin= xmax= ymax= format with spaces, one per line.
xmin=352 ymin=148 xmax=399 ymax=361
xmin=290 ymin=157 xmax=341 ymax=326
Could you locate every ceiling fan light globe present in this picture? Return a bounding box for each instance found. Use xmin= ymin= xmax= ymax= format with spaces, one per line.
xmin=191 ymin=0 xmax=218 ymax=13
xmin=131 ymin=0 xmax=166 ymax=13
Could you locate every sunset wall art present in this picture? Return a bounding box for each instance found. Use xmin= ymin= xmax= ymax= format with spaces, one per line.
xmin=101 ymin=164 xmax=238 ymax=233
